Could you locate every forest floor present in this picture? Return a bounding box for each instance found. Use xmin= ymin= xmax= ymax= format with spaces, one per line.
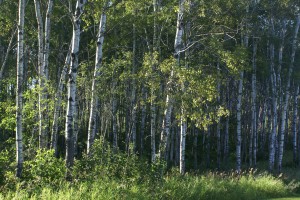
xmin=1 ymin=150 xmax=300 ymax=199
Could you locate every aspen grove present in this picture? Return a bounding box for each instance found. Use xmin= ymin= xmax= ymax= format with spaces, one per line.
xmin=2 ymin=0 xmax=300 ymax=198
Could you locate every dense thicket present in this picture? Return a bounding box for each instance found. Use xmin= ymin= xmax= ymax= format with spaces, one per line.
xmin=1 ymin=0 xmax=300 ymax=185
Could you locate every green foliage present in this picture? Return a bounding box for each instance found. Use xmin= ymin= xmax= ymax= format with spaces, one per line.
xmin=0 ymin=101 xmax=15 ymax=131
xmin=73 ymin=138 xmax=161 ymax=185
xmin=23 ymin=149 xmax=66 ymax=185
xmin=0 ymin=170 xmax=297 ymax=200
xmin=158 ymin=171 xmax=290 ymax=200
xmin=0 ymin=142 xmax=14 ymax=186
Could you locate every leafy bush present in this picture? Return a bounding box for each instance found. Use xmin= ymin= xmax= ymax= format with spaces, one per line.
xmin=23 ymin=149 xmax=65 ymax=185
xmin=73 ymin=137 xmax=162 ymax=186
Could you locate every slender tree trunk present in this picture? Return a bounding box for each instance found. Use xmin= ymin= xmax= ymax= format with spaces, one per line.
xmin=293 ymin=85 xmax=299 ymax=164
xmin=0 ymin=27 xmax=17 ymax=80
xmin=206 ymin=126 xmax=211 ymax=169
xmin=179 ymin=0 xmax=193 ymax=174
xmin=151 ymin=96 xmax=157 ymax=162
xmin=179 ymin=108 xmax=187 ymax=174
xmin=43 ymin=0 xmax=53 ymax=80
xmin=160 ymin=0 xmax=185 ymax=161
xmin=149 ymin=0 xmax=161 ymax=162
xmin=216 ymin=66 xmax=221 ymax=170
xmin=112 ymin=81 xmax=118 ymax=149
xmin=34 ymin=0 xmax=47 ymax=149
xmin=65 ymin=0 xmax=87 ymax=180
xmin=224 ymin=80 xmax=231 ymax=166
xmin=250 ymin=37 xmax=257 ymax=168
xmin=140 ymin=86 xmax=147 ymax=156
xmin=51 ymin=44 xmax=71 ymax=156
xmin=175 ymin=126 xmax=180 ymax=166
xmin=128 ymin=23 xmax=137 ymax=154
xmin=278 ymin=15 xmax=300 ymax=172
xmin=236 ymin=70 xmax=244 ymax=173
xmin=268 ymin=19 xmax=277 ymax=171
xmin=74 ymin=100 xmax=79 ymax=156
xmin=16 ymin=0 xmax=25 ymax=178
xmin=170 ymin=124 xmax=175 ymax=163
xmin=87 ymin=7 xmax=107 ymax=155
xmin=269 ymin=49 xmax=277 ymax=171
xmin=193 ymin=128 xmax=198 ymax=170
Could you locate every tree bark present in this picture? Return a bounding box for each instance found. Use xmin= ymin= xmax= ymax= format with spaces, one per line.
xmin=250 ymin=37 xmax=257 ymax=168
xmin=0 ymin=27 xmax=17 ymax=80
xmin=293 ymin=85 xmax=299 ymax=164
xmin=179 ymin=108 xmax=187 ymax=174
xmin=277 ymin=15 xmax=300 ymax=173
xmin=16 ymin=0 xmax=25 ymax=178
xmin=236 ymin=70 xmax=244 ymax=173
xmin=87 ymin=6 xmax=107 ymax=155
xmin=43 ymin=0 xmax=54 ymax=80
xmin=160 ymin=0 xmax=185 ymax=161
xmin=65 ymin=0 xmax=87 ymax=180
xmin=269 ymin=34 xmax=277 ymax=172
xmin=34 ymin=0 xmax=47 ymax=149
xmin=112 ymin=80 xmax=118 ymax=149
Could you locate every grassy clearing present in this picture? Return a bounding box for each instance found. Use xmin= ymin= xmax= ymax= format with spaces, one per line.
xmin=0 ymin=171 xmax=297 ymax=200
xmin=1 ymin=148 xmax=300 ymax=200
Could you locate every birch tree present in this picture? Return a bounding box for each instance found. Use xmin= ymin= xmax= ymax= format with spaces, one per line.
xmin=159 ymin=0 xmax=185 ymax=161
xmin=0 ymin=27 xmax=17 ymax=80
xmin=34 ymin=0 xmax=46 ymax=148
xmin=293 ymin=84 xmax=299 ymax=164
xmin=34 ymin=0 xmax=54 ymax=149
xmin=269 ymin=35 xmax=277 ymax=172
xmin=16 ymin=0 xmax=25 ymax=178
xmin=278 ymin=15 xmax=300 ymax=172
xmin=87 ymin=4 xmax=107 ymax=155
xmin=250 ymin=37 xmax=257 ymax=167
xmin=65 ymin=0 xmax=87 ymax=180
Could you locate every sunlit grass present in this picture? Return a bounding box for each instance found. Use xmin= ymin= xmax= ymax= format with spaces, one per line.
xmin=0 ymin=171 xmax=297 ymax=200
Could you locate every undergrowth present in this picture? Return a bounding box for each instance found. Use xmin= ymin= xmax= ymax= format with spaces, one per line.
xmin=0 ymin=139 xmax=299 ymax=200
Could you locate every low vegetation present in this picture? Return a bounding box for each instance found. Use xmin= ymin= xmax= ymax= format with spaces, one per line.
xmin=1 ymin=141 xmax=300 ymax=200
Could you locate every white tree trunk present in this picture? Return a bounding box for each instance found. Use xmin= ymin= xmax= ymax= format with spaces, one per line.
xmin=43 ymin=0 xmax=53 ymax=79
xmin=16 ymin=0 xmax=25 ymax=178
xmin=160 ymin=0 xmax=185 ymax=162
xmin=277 ymin=15 xmax=300 ymax=172
xmin=149 ymin=0 xmax=160 ymax=162
xmin=179 ymin=108 xmax=187 ymax=174
xmin=128 ymin=23 xmax=137 ymax=154
xmin=74 ymin=100 xmax=79 ymax=156
xmin=236 ymin=31 xmax=248 ymax=174
xmin=293 ymin=85 xmax=299 ymax=164
xmin=253 ymin=41 xmax=257 ymax=168
xmin=236 ymin=70 xmax=244 ymax=173
xmin=34 ymin=0 xmax=47 ymax=149
xmin=65 ymin=0 xmax=87 ymax=180
xmin=151 ymin=99 xmax=156 ymax=162
xmin=250 ymin=38 xmax=257 ymax=167
xmin=112 ymin=81 xmax=118 ymax=149
xmin=0 ymin=27 xmax=17 ymax=80
xmin=87 ymin=8 xmax=107 ymax=155
xmin=216 ymin=66 xmax=221 ymax=169
xmin=269 ymin=40 xmax=277 ymax=172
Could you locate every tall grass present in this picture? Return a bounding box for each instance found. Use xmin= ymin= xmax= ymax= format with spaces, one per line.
xmin=1 ymin=145 xmax=299 ymax=200
xmin=0 ymin=171 xmax=294 ymax=200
